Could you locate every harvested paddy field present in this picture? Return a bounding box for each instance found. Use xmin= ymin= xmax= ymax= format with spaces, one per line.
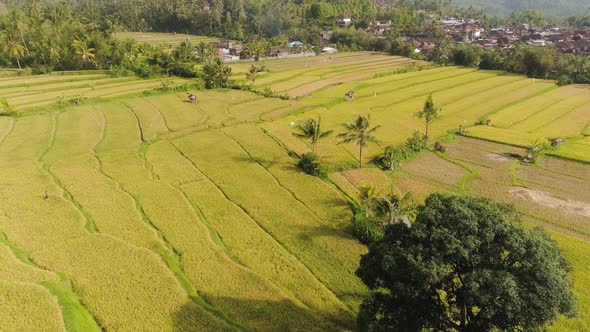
xmin=0 ymin=52 xmax=588 ymax=331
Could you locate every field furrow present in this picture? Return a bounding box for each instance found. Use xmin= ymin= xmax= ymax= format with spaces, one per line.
xmin=147 ymin=140 xmax=354 ymax=327
xmin=174 ymin=130 xmax=368 ymax=310
xmin=92 ymin=118 xmax=340 ymax=330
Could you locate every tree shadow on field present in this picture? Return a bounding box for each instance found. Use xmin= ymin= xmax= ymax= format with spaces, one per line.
xmin=231 ymin=155 xmax=281 ymax=169
xmin=292 ymin=223 xmax=358 ymax=242
xmin=172 ymin=294 xmax=353 ymax=332
xmin=503 ymin=152 xmax=525 ymax=162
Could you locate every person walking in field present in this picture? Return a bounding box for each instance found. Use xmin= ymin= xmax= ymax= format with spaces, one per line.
xmin=187 ymin=93 xmax=198 ymax=103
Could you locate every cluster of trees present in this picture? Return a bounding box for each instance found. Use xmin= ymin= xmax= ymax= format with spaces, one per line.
xmin=436 ymin=43 xmax=590 ymax=85
xmin=292 ymin=94 xmax=440 ymax=176
xmin=568 ymin=15 xmax=590 ymax=27
xmin=0 ymin=1 xmax=242 ymax=90
xmin=0 ymin=0 xmax=460 ymax=46
xmin=0 ymin=1 xmax=118 ymax=72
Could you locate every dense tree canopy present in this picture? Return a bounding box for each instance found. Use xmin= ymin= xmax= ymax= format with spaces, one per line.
xmin=357 ymin=193 xmax=576 ymax=331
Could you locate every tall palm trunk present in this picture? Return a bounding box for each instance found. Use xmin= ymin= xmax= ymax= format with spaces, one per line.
xmin=16 ymin=57 xmax=21 ymax=70
xmin=359 ymin=144 xmax=363 ymax=168
xmin=18 ymin=28 xmax=29 ymax=55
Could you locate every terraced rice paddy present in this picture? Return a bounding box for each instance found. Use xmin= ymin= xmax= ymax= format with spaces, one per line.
xmin=0 ymin=52 xmax=588 ymax=331
xmin=0 ymin=72 xmax=190 ymax=110
xmin=115 ymin=32 xmax=219 ymax=47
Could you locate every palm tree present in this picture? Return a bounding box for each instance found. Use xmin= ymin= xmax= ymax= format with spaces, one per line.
xmin=2 ymin=33 xmax=25 ymax=70
xmin=375 ymin=193 xmax=417 ymax=225
xmin=5 ymin=10 xmax=30 ymax=55
xmin=415 ymin=94 xmax=441 ymax=144
xmin=338 ymin=115 xmax=380 ymax=168
xmin=72 ymin=38 xmax=96 ymax=67
xmin=292 ymin=117 xmax=333 ymax=153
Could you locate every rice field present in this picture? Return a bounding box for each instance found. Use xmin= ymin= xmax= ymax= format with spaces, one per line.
xmin=115 ymin=32 xmax=219 ymax=47
xmin=0 ymin=52 xmax=588 ymax=331
xmin=0 ymin=72 xmax=190 ymax=110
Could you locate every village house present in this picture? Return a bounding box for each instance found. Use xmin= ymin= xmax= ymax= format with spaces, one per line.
xmin=336 ymin=14 xmax=353 ymax=27
xmin=367 ymin=20 xmax=392 ymax=36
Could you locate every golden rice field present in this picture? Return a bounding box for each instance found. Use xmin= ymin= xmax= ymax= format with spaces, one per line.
xmin=0 ymin=71 xmax=191 ymax=110
xmin=0 ymin=52 xmax=588 ymax=331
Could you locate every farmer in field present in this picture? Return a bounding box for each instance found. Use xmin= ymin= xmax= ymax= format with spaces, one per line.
xmin=187 ymin=93 xmax=198 ymax=103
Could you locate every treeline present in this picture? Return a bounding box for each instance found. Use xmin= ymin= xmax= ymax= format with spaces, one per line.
xmin=439 ymin=44 xmax=590 ymax=85
xmin=1 ymin=0 xmax=453 ymax=43
xmin=0 ymin=1 xmax=233 ymax=79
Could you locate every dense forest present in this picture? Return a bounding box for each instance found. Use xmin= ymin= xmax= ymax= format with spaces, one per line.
xmin=0 ymin=0 xmax=448 ymax=40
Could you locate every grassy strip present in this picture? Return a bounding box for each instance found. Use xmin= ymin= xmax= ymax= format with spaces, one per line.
xmin=41 ymin=281 xmax=102 ymax=332
xmin=0 ymin=232 xmax=35 ymax=266
xmin=509 ymin=160 xmax=527 ymax=187
xmin=435 ymin=151 xmax=481 ymax=194
xmin=0 ymin=233 xmax=102 ymax=332
xmin=42 ymin=164 xmax=98 ymax=233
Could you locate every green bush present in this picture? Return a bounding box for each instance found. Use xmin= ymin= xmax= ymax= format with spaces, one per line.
xmin=373 ymin=146 xmax=410 ymax=171
xmin=109 ymin=65 xmax=134 ymax=77
xmin=296 ymin=152 xmax=327 ymax=178
xmin=557 ymin=74 xmax=573 ymax=86
xmin=405 ymin=130 xmax=427 ymax=153
xmin=352 ymin=212 xmax=384 ymax=245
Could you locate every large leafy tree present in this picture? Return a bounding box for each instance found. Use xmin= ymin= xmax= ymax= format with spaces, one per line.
xmin=338 ymin=115 xmax=380 ymax=168
xmin=292 ymin=117 xmax=333 ymax=153
xmin=356 ymin=193 xmax=576 ymax=332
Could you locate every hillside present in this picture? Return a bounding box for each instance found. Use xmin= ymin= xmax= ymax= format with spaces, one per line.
xmin=452 ymin=0 xmax=590 ymax=17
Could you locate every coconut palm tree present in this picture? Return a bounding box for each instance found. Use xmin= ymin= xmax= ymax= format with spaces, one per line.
xmin=292 ymin=117 xmax=333 ymax=153
xmin=1 ymin=33 xmax=25 ymax=70
xmin=4 ymin=10 xmax=30 ymax=55
xmin=72 ymin=38 xmax=95 ymax=67
xmin=337 ymin=115 xmax=380 ymax=168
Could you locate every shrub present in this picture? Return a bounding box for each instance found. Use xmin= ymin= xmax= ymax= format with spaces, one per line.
xmin=352 ymin=212 xmax=384 ymax=245
xmin=296 ymin=152 xmax=326 ymax=178
xmin=373 ymin=146 xmax=409 ymax=171
xmin=0 ymin=98 xmax=14 ymax=113
xmin=405 ymin=131 xmax=426 ymax=153
xmin=557 ymin=74 xmax=573 ymax=86
xmin=109 ymin=65 xmax=134 ymax=77
xmin=133 ymin=62 xmax=160 ymax=79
